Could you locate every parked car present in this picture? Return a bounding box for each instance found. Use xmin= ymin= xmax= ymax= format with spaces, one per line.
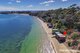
xmin=47 ymin=23 xmax=53 ymax=28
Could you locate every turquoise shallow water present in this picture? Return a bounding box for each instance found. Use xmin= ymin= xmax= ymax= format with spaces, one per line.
xmin=20 ymin=17 xmax=45 ymax=53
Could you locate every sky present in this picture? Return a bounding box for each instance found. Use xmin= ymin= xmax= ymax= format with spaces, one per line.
xmin=0 ymin=0 xmax=80 ymax=11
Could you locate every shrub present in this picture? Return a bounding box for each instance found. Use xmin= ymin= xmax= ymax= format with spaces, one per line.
xmin=68 ymin=41 xmax=72 ymax=47
xmin=72 ymin=40 xmax=78 ymax=46
xmin=71 ymin=33 xmax=79 ymax=39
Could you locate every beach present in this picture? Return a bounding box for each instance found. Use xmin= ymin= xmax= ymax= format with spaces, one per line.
xmin=36 ymin=17 xmax=56 ymax=53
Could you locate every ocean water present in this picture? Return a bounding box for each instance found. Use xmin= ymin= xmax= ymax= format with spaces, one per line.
xmin=0 ymin=14 xmax=33 ymax=53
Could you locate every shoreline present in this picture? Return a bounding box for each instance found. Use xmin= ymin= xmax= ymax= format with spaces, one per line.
xmin=20 ymin=16 xmax=55 ymax=53
xmin=33 ymin=16 xmax=54 ymax=53
xmin=36 ymin=17 xmax=56 ymax=53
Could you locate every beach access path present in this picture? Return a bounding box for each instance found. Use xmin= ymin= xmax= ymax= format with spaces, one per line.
xmin=37 ymin=17 xmax=71 ymax=53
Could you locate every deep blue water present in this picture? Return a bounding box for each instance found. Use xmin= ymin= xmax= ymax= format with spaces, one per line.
xmin=0 ymin=14 xmax=33 ymax=53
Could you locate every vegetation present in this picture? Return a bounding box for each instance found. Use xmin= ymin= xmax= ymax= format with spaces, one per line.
xmin=68 ymin=41 xmax=72 ymax=47
xmin=30 ymin=4 xmax=80 ymax=31
xmin=71 ymin=33 xmax=79 ymax=39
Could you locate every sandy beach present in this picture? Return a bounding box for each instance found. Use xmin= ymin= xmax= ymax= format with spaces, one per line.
xmin=36 ymin=17 xmax=56 ymax=53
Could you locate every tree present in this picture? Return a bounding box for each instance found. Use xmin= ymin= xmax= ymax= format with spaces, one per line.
xmin=65 ymin=15 xmax=74 ymax=29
